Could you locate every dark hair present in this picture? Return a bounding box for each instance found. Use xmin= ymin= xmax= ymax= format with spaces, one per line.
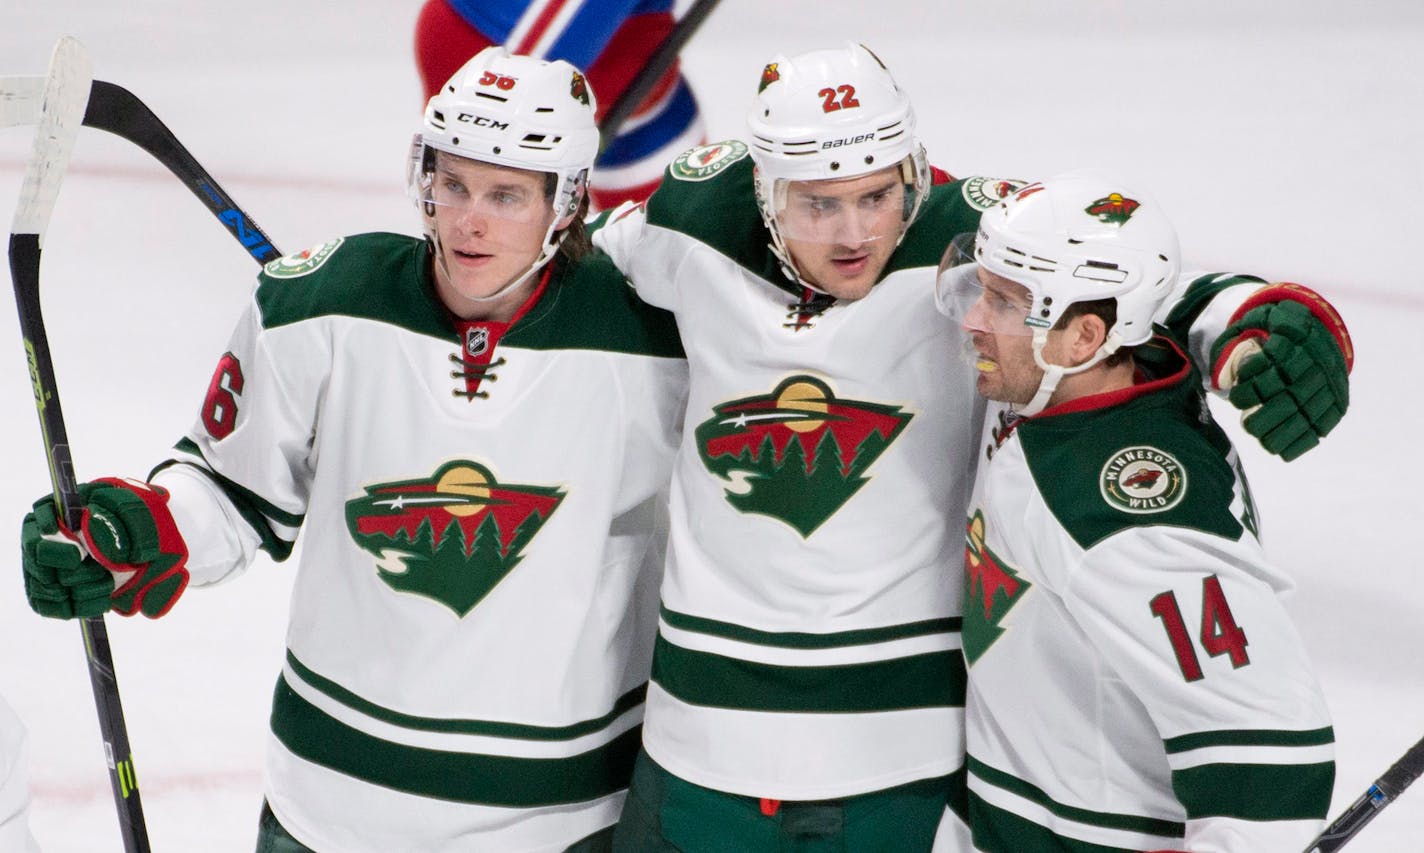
xmin=1054 ymin=298 xmax=1133 ymax=368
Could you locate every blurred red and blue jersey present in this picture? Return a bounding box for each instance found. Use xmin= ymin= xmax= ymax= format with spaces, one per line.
xmin=417 ymin=0 xmax=705 ymax=208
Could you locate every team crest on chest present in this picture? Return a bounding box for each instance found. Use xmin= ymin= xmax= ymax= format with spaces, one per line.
xmin=694 ymin=375 xmax=911 ymax=537
xmin=1100 ymin=446 xmax=1186 ymax=514
xmin=671 ymin=140 xmax=749 ymax=182
xmin=963 ymin=510 xmax=1030 ymax=664
xmin=344 ymin=461 xmax=565 ymax=617
xmin=263 ymin=237 xmax=344 ymax=279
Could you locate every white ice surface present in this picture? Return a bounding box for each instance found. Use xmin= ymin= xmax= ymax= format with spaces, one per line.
xmin=1 ymin=1 xmax=1421 ymax=850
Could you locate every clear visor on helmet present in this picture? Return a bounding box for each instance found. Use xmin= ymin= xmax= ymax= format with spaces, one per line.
xmin=769 ymin=163 xmax=921 ymax=246
xmin=410 ymin=140 xmax=557 ymax=230
xmin=936 ymin=232 xmax=1037 ymax=336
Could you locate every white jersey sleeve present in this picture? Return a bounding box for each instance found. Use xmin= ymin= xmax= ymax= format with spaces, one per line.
xmin=1154 ymin=270 xmax=1261 ymax=386
xmin=593 ymin=201 xmax=687 ymax=311
xmin=151 ymin=283 xmax=319 ymax=585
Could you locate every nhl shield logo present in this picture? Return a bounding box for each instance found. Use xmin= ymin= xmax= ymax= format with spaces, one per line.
xmin=694 ymin=375 xmax=911 ymax=536
xmin=465 ymin=327 xmax=490 ymax=357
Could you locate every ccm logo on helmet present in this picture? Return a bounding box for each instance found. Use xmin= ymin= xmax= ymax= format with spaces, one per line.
xmin=822 ymin=132 xmax=875 ymax=150
xmin=455 ymin=112 xmax=510 ymax=131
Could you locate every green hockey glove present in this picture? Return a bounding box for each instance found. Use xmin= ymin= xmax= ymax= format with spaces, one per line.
xmin=1209 ymin=283 xmax=1353 ymax=462
xmin=20 ymin=478 xmax=190 ymax=619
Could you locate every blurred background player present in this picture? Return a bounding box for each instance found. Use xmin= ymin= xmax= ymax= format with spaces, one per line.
xmin=20 ymin=47 xmax=686 ymax=852
xmin=415 ymin=0 xmax=705 ymax=209
xmin=940 ymin=171 xmax=1335 ymax=851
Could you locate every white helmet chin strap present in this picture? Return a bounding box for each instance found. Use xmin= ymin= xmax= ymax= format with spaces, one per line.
xmin=429 ymin=212 xmax=569 ymax=306
xmin=1016 ymin=329 xmax=1123 ymax=417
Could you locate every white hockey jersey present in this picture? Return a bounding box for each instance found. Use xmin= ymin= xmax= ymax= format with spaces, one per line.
xmin=594 ymin=145 xmax=1008 ymax=801
xmin=962 ymin=336 xmax=1334 ymax=853
xmin=150 ymin=233 xmax=687 ymax=852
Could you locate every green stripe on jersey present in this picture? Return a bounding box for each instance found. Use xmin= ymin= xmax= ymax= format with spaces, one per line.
xmin=969 ymin=757 xmax=1186 ymax=837
xmin=287 ymin=650 xmax=647 ymax=740
xmin=270 ymin=675 xmax=640 ymax=807
xmin=661 ymin=605 xmax=960 ymax=649
xmin=1172 ymin=761 xmax=1334 ymax=821
xmin=154 ymin=446 xmax=301 ymax=561
xmin=1162 ymin=272 xmax=1267 ymax=343
xmin=968 ymin=790 xmax=1176 ymax=853
xmin=652 ymin=634 xmax=965 ymax=713
xmin=1163 ymin=725 xmax=1335 ymax=753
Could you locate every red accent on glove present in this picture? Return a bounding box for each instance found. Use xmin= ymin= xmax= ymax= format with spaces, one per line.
xmin=1228 ymin=282 xmax=1354 ymax=372
xmin=760 ymin=798 xmax=781 ymax=817
xmin=78 ymin=477 xmax=190 ymax=618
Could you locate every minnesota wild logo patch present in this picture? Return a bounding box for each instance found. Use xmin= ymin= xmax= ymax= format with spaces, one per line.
xmin=671 ymin=140 xmax=748 ymax=182
xmin=345 ymin=461 xmax=564 ymax=617
xmin=1100 ymin=446 xmax=1186 ymax=514
xmin=962 ymin=510 xmax=1030 ymax=665
xmin=962 ymin=177 xmax=1027 ymax=211
xmin=694 ymin=375 xmax=911 ymax=537
xmin=263 ymin=238 xmax=343 ymax=279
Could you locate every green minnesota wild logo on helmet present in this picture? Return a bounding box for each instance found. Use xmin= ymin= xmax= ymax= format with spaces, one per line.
xmin=1084 ymin=192 xmax=1141 ymax=225
xmin=695 ymin=375 xmax=911 ymax=537
xmin=345 ymin=461 xmax=564 ymax=617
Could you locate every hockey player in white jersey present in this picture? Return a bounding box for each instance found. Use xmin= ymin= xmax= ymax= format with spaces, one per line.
xmin=20 ymin=48 xmax=686 ymax=852
xmin=939 ymin=171 xmax=1335 ymax=852
xmin=591 ymin=44 xmax=1352 ymax=852
xmin=0 ymin=695 xmax=39 ymax=853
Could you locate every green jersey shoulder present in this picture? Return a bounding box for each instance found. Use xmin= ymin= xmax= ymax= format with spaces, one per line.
xmin=256 ymin=232 xmax=444 ymax=337
xmin=1018 ymin=340 xmax=1250 ymax=550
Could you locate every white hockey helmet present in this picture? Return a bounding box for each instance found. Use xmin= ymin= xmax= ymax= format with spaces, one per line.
xmin=409 ymin=46 xmax=600 ymax=296
xmin=938 ymin=170 xmax=1180 ymax=413
xmin=746 ymin=43 xmax=930 ymax=287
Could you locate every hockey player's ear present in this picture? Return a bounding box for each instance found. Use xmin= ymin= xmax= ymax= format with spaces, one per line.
xmin=1063 ymin=312 xmax=1109 ymax=366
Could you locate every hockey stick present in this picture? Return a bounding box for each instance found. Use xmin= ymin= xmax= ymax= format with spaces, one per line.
xmin=79 ymin=80 xmax=281 ymax=264
xmin=596 ymin=0 xmax=723 ymax=148
xmin=1303 ymin=733 xmax=1424 ymax=852
xmin=1 ymin=75 xmax=281 ymax=263
xmin=8 ymin=38 xmax=152 ymax=853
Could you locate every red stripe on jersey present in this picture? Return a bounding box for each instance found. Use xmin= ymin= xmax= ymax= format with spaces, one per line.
xmin=515 ymin=0 xmax=573 ymax=56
